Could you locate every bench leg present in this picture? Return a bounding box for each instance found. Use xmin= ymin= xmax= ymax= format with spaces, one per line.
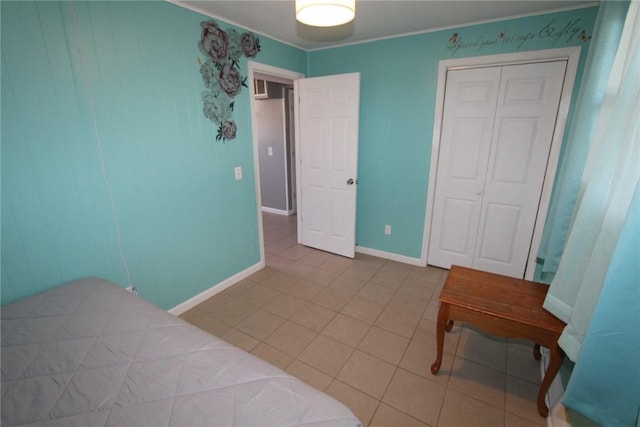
xmin=431 ymin=303 xmax=450 ymax=375
xmin=533 ymin=343 xmax=542 ymax=361
xmin=537 ymin=342 xmax=564 ymax=417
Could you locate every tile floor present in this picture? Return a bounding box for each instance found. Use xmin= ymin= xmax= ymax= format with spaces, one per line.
xmin=180 ymin=213 xmax=547 ymax=427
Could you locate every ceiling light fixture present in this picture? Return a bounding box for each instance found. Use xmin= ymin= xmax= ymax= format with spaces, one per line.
xmin=295 ymin=0 xmax=355 ymax=27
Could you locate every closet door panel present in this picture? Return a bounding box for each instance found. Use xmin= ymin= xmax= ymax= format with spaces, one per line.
xmin=473 ymin=61 xmax=567 ymax=277
xmin=428 ymin=67 xmax=500 ymax=269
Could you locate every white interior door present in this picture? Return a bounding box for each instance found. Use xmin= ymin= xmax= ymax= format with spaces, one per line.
xmin=429 ymin=61 xmax=567 ymax=278
xmin=428 ymin=67 xmax=501 ymax=269
xmin=296 ymin=73 xmax=360 ymax=258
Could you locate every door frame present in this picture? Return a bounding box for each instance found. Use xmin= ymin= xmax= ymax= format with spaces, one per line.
xmin=421 ymin=47 xmax=581 ymax=280
xmin=248 ymin=61 xmax=304 ymax=262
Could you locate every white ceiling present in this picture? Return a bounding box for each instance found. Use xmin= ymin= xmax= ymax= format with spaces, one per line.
xmin=172 ymin=0 xmax=597 ymax=50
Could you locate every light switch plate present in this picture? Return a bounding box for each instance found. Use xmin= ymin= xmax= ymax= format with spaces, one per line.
xmin=234 ymin=166 xmax=243 ymax=180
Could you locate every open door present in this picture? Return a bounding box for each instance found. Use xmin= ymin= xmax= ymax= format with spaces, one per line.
xmin=295 ymin=73 xmax=360 ymax=258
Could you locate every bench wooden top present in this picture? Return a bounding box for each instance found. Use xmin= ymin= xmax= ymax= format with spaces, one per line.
xmin=440 ymin=265 xmax=565 ymax=333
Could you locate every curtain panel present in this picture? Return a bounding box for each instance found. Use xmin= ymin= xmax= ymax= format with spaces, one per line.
xmin=543 ymin=1 xmax=640 ymax=424
xmin=537 ymin=1 xmax=630 ymax=278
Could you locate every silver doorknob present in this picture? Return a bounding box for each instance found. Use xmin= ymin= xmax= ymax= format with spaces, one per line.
xmin=347 ymin=178 xmax=354 ymax=185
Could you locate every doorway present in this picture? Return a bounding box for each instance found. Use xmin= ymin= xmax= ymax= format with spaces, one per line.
xmin=254 ymin=80 xmax=296 ymax=216
xmin=248 ymin=62 xmax=304 ymax=263
xmin=422 ymin=47 xmax=581 ymax=280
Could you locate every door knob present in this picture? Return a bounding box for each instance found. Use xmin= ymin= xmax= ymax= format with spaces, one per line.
xmin=347 ymin=178 xmax=354 ymax=185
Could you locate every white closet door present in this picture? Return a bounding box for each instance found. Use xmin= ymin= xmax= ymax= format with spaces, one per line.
xmin=428 ymin=67 xmax=501 ymax=269
xmin=429 ymin=61 xmax=567 ymax=278
xmin=473 ymin=61 xmax=567 ymax=277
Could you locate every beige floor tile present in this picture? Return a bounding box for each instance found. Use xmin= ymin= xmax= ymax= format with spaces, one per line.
xmin=264 ymin=320 xmax=317 ymax=357
xmin=205 ymin=296 xmax=258 ymax=326
xmin=337 ymin=350 xmax=396 ymax=399
xmin=235 ymin=284 xmax=280 ymax=307
xmin=422 ymin=300 xmax=440 ymax=322
xmin=343 ymin=263 xmax=379 ymax=281
xmin=382 ymin=368 xmax=446 ymax=426
xmin=247 ymin=267 xmax=278 ymax=283
xmin=370 ymin=403 xmax=429 ymax=427
xmin=408 ymin=266 xmax=446 ymax=284
xmin=305 ymin=267 xmax=341 ymax=286
xmin=505 ymin=376 xmax=546 ymax=426
xmin=179 ymin=307 xmax=206 ymax=324
xmin=264 ymin=253 xmax=293 ymax=270
xmin=399 ymin=339 xmax=453 ymax=386
xmin=221 ymin=328 xmax=259 ymax=352
xmin=368 ymin=270 xmax=407 ymax=290
xmin=437 ymin=389 xmax=505 ymax=427
xmin=357 ymin=283 xmax=396 ymax=305
xmin=507 ymin=342 xmax=541 ymax=385
xmin=224 ymin=278 xmax=258 ymax=298
xmin=341 ymin=296 xmax=384 ymax=324
xmin=188 ymin=214 xmax=551 ymax=427
xmin=328 ymin=275 xmax=368 ymax=297
xmin=197 ymin=292 xmax=233 ymax=312
xmin=250 ymin=342 xmax=294 ymax=371
xmin=457 ymin=325 xmax=508 ymax=372
xmin=298 ymin=334 xmax=354 ymax=376
xmin=448 ymin=356 xmax=506 ymax=409
xmin=284 ymin=279 xmax=323 ymax=301
xmin=262 ymin=293 xmax=307 ymax=319
xmin=374 ymin=305 xmax=421 ymax=338
xmin=388 ymin=294 xmax=429 ymax=317
xmin=321 ymin=256 xmax=353 ymax=273
xmin=358 ymin=326 xmax=409 ymax=365
xmin=312 ymin=287 xmax=352 ymax=311
xmin=282 ymin=261 xmax=316 ymax=277
xmin=298 ymin=250 xmax=332 ymax=267
xmin=260 ymin=272 xmax=298 ymax=292
xmin=236 ymin=309 xmax=285 ymax=340
xmin=193 ymin=315 xmax=232 ymax=337
xmin=412 ymin=318 xmax=461 ymax=355
xmin=279 ymin=244 xmax=314 ymax=261
xmin=286 ymin=360 xmax=332 ymax=391
xmin=398 ymin=278 xmax=438 ymax=300
xmin=322 ymin=313 xmax=371 ymax=347
xmin=326 ymin=380 xmax=380 ymax=427
xmin=290 ymin=302 xmax=337 ymax=332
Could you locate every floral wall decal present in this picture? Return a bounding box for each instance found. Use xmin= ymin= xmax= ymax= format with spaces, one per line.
xmin=197 ymin=20 xmax=261 ymax=142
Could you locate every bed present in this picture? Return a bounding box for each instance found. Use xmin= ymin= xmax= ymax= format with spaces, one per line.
xmin=0 ymin=277 xmax=362 ymax=426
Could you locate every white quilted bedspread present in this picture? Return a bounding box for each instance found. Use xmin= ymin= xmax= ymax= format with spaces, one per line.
xmin=0 ymin=278 xmax=361 ymax=427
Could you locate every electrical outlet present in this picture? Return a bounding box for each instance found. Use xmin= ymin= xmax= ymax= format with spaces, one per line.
xmin=385 ymin=224 xmax=391 ymax=235
xmin=268 ymin=147 xmax=273 ymax=156
xmin=125 ymin=286 xmax=139 ymax=296
xmin=234 ymin=166 xmax=243 ymax=180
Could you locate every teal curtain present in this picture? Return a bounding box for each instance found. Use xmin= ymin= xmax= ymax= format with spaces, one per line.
xmin=537 ymin=0 xmax=630 ymax=278
xmin=542 ymin=2 xmax=640 ymax=424
xmin=543 ymin=0 xmax=639 ymax=361
xmin=562 ymin=180 xmax=640 ymax=427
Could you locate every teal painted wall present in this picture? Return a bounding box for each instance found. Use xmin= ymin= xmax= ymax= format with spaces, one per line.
xmin=1 ymin=1 xmax=598 ymax=309
xmin=1 ymin=1 xmax=306 ymax=309
xmin=308 ymin=7 xmax=599 ymax=259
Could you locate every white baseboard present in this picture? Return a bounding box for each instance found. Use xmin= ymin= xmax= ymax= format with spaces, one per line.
xmin=261 ymin=206 xmax=289 ymax=216
xmin=169 ymin=260 xmax=265 ymax=316
xmin=355 ymin=245 xmax=426 ymax=267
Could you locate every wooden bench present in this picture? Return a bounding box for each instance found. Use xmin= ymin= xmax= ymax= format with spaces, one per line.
xmin=430 ymin=265 xmax=566 ymax=417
